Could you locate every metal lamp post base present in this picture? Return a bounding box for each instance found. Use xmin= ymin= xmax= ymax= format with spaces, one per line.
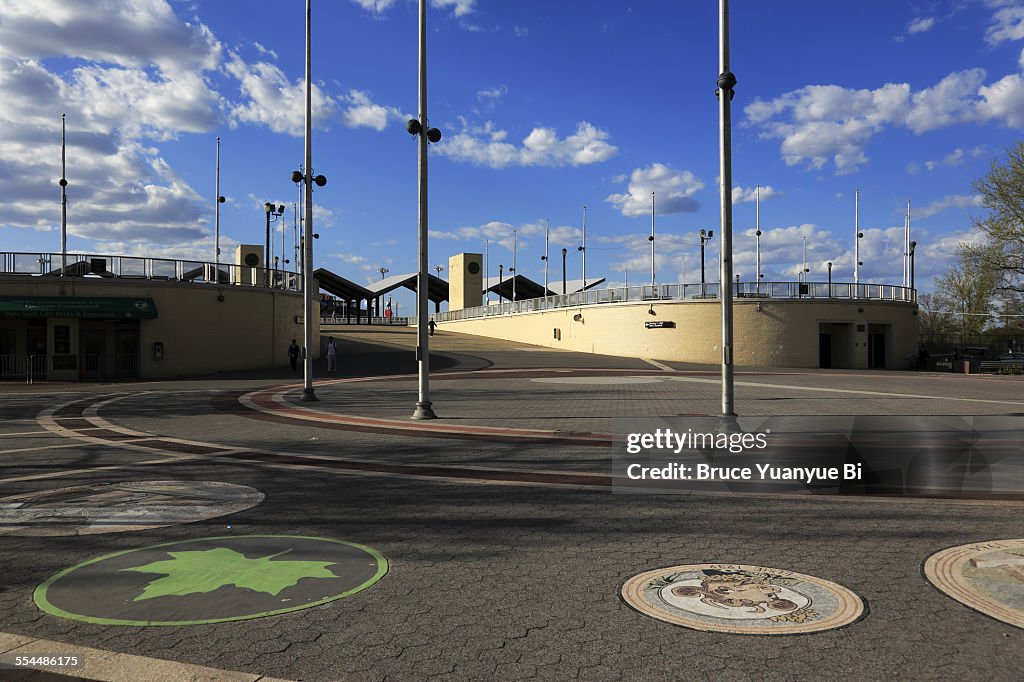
xmin=412 ymin=401 xmax=437 ymax=420
xmin=300 ymin=388 xmax=318 ymax=402
xmin=716 ymin=413 xmax=740 ymax=434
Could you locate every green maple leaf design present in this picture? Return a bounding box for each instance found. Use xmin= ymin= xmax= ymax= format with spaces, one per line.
xmin=119 ymin=548 xmax=338 ymax=602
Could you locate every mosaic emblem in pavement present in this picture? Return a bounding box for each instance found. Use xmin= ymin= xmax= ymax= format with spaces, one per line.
xmin=924 ymin=539 xmax=1024 ymax=629
xmin=621 ymin=564 xmax=866 ymax=634
xmin=0 ymin=481 xmax=263 ymax=536
xmin=34 ymin=535 xmax=388 ymax=626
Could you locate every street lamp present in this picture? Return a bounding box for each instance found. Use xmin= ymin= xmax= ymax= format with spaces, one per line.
xmin=649 ymin=192 xmax=656 ymax=287
xmin=699 ymin=229 xmax=714 ymax=288
xmin=579 ymin=206 xmax=587 ymax=291
xmin=498 ymin=264 xmax=504 ymax=309
xmin=290 ymin=0 xmax=328 ymax=403
xmin=561 ymin=248 xmax=567 ymax=295
xmin=909 ymin=241 xmax=917 ymax=292
xmin=434 ymin=264 xmax=444 ymax=277
xmin=406 ymin=0 xmax=443 ymax=420
xmin=264 ymin=202 xmax=284 ymax=287
xmin=827 ymin=261 xmax=833 ymax=297
xmin=378 ymin=266 xmax=389 ymax=280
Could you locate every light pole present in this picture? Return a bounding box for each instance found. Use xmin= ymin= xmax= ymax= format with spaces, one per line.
xmin=754 ymin=183 xmax=761 ymax=294
xmin=434 ymin=264 xmax=444 ymax=277
xmin=214 ymin=136 xmax=225 ymax=283
xmin=561 ymin=248 xmax=567 ymax=295
xmin=512 ymin=229 xmax=518 ymax=302
xmin=264 ymin=202 xmax=284 ymax=287
xmin=854 ymin=187 xmax=862 ymax=287
xmin=290 ymin=0 xmax=327 ymax=402
xmin=59 ymin=113 xmax=68 ymax=277
xmin=485 ymin=238 xmax=490 ymax=304
xmin=579 ymin=206 xmax=587 ymax=291
xmin=649 ymin=192 xmax=656 ymax=287
xmin=378 ymin=266 xmax=389 ymax=280
xmin=541 ymin=219 xmax=549 ymax=297
xmin=801 ymin=236 xmax=807 ymax=283
xmin=827 ymin=261 xmax=833 ymax=297
xmin=717 ymin=0 xmax=738 ymax=423
xmin=909 ymin=241 xmax=916 ymax=292
xmin=699 ymin=229 xmax=714 ymax=288
xmin=407 ymin=0 xmax=443 ymax=420
xmin=498 ymin=264 xmax=504 ymax=309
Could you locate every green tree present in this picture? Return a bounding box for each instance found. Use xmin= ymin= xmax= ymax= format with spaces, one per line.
xmin=969 ymin=141 xmax=1024 ymax=293
xmin=934 ymin=247 xmax=1000 ymax=340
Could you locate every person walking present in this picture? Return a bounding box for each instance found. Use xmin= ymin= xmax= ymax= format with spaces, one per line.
xmin=288 ymin=339 xmax=300 ymax=371
xmin=326 ymin=336 xmax=338 ymax=373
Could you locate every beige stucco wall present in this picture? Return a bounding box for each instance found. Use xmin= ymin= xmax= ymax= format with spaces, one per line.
xmin=0 ymin=276 xmax=316 ymax=379
xmin=440 ymin=299 xmax=919 ymax=369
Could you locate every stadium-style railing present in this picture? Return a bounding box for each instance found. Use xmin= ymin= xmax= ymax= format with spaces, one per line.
xmin=1 ymin=252 xmax=301 ymax=291
xmin=431 ymin=281 xmax=916 ymax=323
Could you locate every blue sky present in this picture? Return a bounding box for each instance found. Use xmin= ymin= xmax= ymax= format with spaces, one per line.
xmin=2 ymin=1 xmax=1024 ymax=313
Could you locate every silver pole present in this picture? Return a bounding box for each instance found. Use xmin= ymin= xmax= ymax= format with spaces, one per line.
xmin=485 ymin=238 xmax=489 ymax=304
xmin=581 ymin=206 xmax=587 ymax=290
xmin=650 ymin=192 xmax=656 ymax=287
xmin=854 ymin=187 xmax=860 ymax=286
xmin=754 ymin=184 xmax=760 ymax=292
xmin=718 ymin=0 xmax=737 ymax=423
xmin=300 ymin=0 xmax=316 ymax=401
xmin=512 ymin=229 xmax=518 ymax=302
xmin=215 ymin=136 xmax=221 ymax=283
xmin=412 ymin=0 xmax=436 ymax=419
xmin=906 ymin=200 xmax=911 ymax=290
xmin=60 ymin=113 xmax=67 ymax=277
xmin=544 ymin=220 xmax=549 ymax=296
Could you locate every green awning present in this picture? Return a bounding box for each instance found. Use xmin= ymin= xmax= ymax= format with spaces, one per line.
xmin=0 ymin=296 xmax=158 ymax=319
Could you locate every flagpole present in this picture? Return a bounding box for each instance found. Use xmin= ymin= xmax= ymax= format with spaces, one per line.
xmin=717 ymin=0 xmax=738 ymax=424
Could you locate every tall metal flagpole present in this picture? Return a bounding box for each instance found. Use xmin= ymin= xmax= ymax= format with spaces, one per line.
xmin=754 ymin=184 xmax=761 ymax=291
xmin=300 ymin=0 xmax=317 ymax=401
xmin=60 ymin=113 xmax=67 ymax=277
xmin=485 ymin=238 xmax=490 ymax=304
xmin=214 ymin=137 xmax=221 ymax=283
xmin=544 ymin=220 xmax=549 ymax=296
xmin=717 ymin=0 xmax=738 ymax=424
xmin=854 ymin=188 xmax=860 ymax=286
xmin=512 ymin=229 xmax=518 ymax=302
xmin=412 ymin=0 xmax=436 ymax=419
xmin=581 ymin=206 xmax=587 ymax=289
xmin=650 ymin=192 xmax=656 ymax=287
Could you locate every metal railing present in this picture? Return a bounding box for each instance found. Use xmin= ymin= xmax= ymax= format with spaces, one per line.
xmin=1 ymin=251 xmax=302 ymax=291
xmin=435 ymin=281 xmax=916 ymax=323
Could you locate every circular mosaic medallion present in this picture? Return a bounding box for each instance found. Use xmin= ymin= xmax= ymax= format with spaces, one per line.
xmin=621 ymin=564 xmax=866 ymax=635
xmin=924 ymin=539 xmax=1024 ymax=629
xmin=35 ymin=535 xmax=388 ymax=626
xmin=0 ymin=481 xmax=263 ymax=536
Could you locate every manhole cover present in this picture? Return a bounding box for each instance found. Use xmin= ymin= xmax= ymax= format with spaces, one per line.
xmin=35 ymin=535 xmax=388 ymax=625
xmin=924 ymin=539 xmax=1024 ymax=629
xmin=0 ymin=481 xmax=263 ymax=536
xmin=621 ymin=563 xmax=866 ymax=635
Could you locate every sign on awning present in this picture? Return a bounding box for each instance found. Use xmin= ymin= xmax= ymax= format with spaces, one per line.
xmin=0 ymin=296 xmax=158 ymax=319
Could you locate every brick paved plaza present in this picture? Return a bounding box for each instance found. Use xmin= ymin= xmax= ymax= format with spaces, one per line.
xmin=1 ymin=326 xmax=1022 ymax=681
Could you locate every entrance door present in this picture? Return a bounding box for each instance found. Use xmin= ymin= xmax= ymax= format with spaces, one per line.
xmin=115 ymin=324 xmax=140 ymax=378
xmin=0 ymin=328 xmax=15 ymax=377
xmin=868 ymin=332 xmax=886 ymax=369
xmin=80 ymin=329 xmax=105 ymax=380
xmin=819 ymin=333 xmax=832 ymax=369
xmin=26 ymin=321 xmax=47 ymax=378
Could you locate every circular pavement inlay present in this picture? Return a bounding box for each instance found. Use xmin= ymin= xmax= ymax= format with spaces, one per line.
xmin=621 ymin=564 xmax=866 ymax=635
xmin=531 ymin=376 xmax=667 ymax=385
xmin=0 ymin=481 xmax=264 ymax=536
xmin=35 ymin=535 xmax=388 ymax=626
xmin=924 ymin=539 xmax=1024 ymax=629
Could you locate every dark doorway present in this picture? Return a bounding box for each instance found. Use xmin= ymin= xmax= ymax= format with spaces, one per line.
xmin=26 ymin=321 xmax=47 ymax=378
xmin=115 ymin=321 xmax=140 ymax=378
xmin=868 ymin=332 xmax=886 ymax=369
xmin=819 ymin=333 xmax=832 ymax=369
xmin=80 ymin=329 xmax=105 ymax=380
xmin=0 ymin=328 xmax=15 ymax=377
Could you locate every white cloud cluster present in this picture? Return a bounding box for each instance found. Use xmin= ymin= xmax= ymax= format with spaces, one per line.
xmin=432 ymin=0 xmax=477 ymax=17
xmin=351 ymin=0 xmax=398 ymax=13
xmin=342 ymin=90 xmax=408 ymax=131
xmin=732 ymin=185 xmax=782 ymax=204
xmin=605 ymin=163 xmax=704 ymax=217
xmin=746 ymin=67 xmax=1024 ymax=173
xmin=436 ymin=119 xmax=618 ymax=168
xmin=914 ymin=194 xmax=984 ymax=219
xmin=923 ymin=145 xmax=986 ymax=171
xmin=986 ymin=0 xmax=1024 ymax=45
xmin=907 ymin=17 xmax=936 ymax=34
xmin=226 ymin=55 xmax=340 ymax=136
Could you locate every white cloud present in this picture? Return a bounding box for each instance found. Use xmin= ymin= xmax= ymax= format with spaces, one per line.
xmin=923 ymin=145 xmax=986 ymax=171
xmin=436 ymin=119 xmax=617 ymax=168
xmin=914 ymin=194 xmax=984 ymax=219
xmin=986 ymin=2 xmax=1024 ymax=45
xmin=606 ymin=163 xmax=703 ymax=217
xmin=732 ymin=185 xmax=782 ymax=204
xmin=432 ymin=0 xmax=476 ymax=17
xmin=351 ymin=0 xmax=398 ymax=13
xmin=907 ymin=17 xmax=936 ymax=34
xmin=227 ymin=55 xmax=339 ymax=136
xmin=476 ymin=85 xmax=508 ymax=103
xmin=746 ymin=66 xmax=1024 ymax=173
xmin=342 ymin=89 xmax=407 ymax=131
xmin=429 ymin=218 xmax=574 ymax=254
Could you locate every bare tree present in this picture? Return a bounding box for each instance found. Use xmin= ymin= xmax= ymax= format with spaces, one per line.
xmin=968 ymin=141 xmax=1024 ymax=294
